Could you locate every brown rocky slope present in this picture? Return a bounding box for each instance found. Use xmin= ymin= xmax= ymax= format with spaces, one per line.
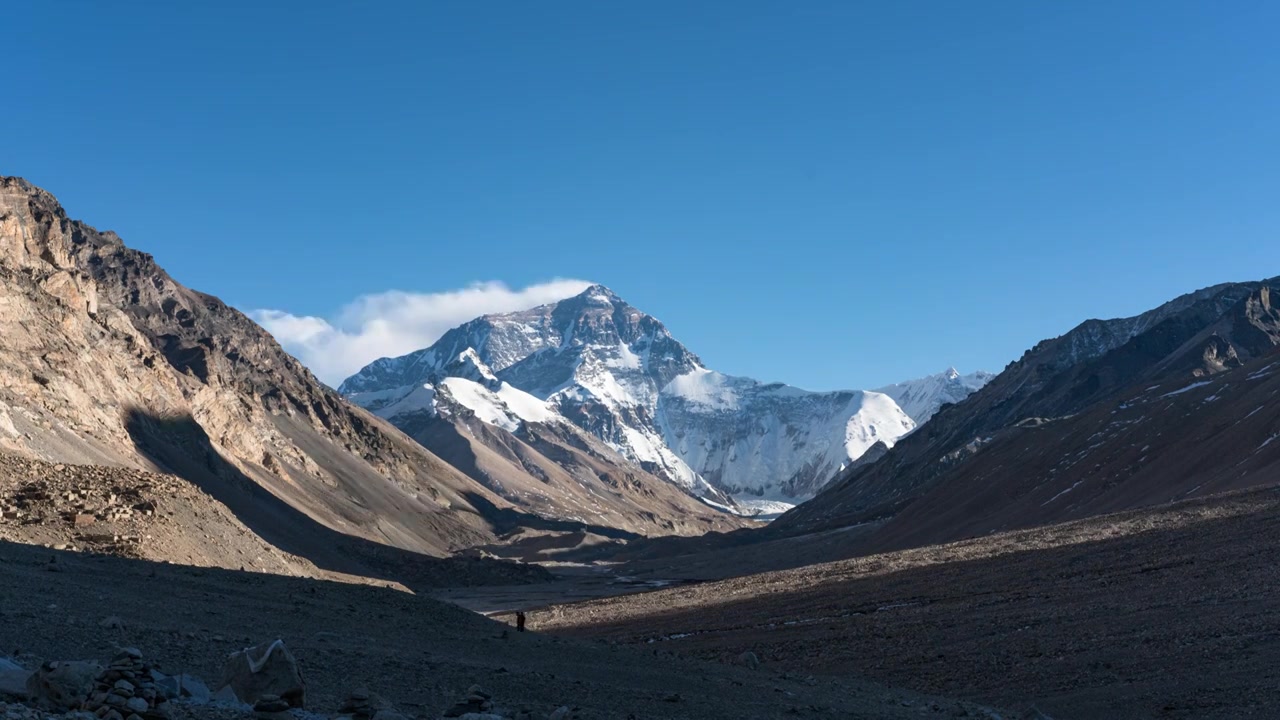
xmin=774 ymin=277 xmax=1280 ymax=547
xmin=0 ymin=175 xmax=555 ymax=583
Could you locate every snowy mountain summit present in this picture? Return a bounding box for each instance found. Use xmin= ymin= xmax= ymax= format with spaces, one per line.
xmin=876 ymin=368 xmax=995 ymax=424
xmin=340 ymin=285 xmax=918 ymax=509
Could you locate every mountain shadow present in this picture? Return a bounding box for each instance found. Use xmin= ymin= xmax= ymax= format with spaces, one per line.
xmin=122 ymin=409 xmax=549 ymax=590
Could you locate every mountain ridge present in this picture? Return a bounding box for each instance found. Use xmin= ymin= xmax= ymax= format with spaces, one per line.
xmin=342 ymin=285 xmax=940 ymax=508
xmin=0 ymin=173 xmax=561 ymax=585
xmin=773 ymin=275 xmax=1280 ymax=549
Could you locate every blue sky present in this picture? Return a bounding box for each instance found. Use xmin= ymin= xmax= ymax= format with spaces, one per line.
xmin=5 ymin=2 xmax=1279 ymax=389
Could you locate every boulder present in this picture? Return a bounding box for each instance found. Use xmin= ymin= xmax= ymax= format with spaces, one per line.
xmin=25 ymin=660 xmax=102 ymax=710
xmin=0 ymin=657 xmax=31 ymax=699
xmin=152 ymin=672 xmax=211 ymax=703
xmin=217 ymin=640 xmax=305 ymax=708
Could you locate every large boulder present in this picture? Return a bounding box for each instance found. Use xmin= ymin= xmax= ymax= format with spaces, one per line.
xmin=25 ymin=660 xmax=102 ymax=710
xmin=152 ymin=671 xmax=211 ymax=703
xmin=0 ymin=657 xmax=31 ymax=699
xmin=217 ymin=640 xmax=305 ymax=708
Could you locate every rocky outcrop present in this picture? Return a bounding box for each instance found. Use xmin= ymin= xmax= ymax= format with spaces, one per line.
xmin=774 ymin=277 xmax=1280 ymax=548
xmin=217 ymin=641 xmax=304 ymax=709
xmin=24 ymin=661 xmax=100 ymax=712
xmin=0 ymin=174 xmax=551 ymax=582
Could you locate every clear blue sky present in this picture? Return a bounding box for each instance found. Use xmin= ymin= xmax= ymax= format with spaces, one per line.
xmin=5 ymin=2 xmax=1279 ymax=389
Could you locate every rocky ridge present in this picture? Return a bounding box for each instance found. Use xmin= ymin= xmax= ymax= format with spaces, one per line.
xmin=774 ymin=277 xmax=1280 ymax=546
xmin=0 ymin=174 xmax=567 ymax=582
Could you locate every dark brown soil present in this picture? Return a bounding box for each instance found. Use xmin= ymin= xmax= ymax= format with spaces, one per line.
xmin=538 ymin=485 xmax=1280 ymax=719
xmin=0 ymin=539 xmax=1007 ymax=720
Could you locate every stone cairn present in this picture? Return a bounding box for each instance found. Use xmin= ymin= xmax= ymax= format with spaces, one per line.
xmin=442 ymin=685 xmax=493 ymax=717
xmin=337 ymin=689 xmax=378 ymax=719
xmin=82 ymin=649 xmax=171 ymax=720
xmin=251 ymin=694 xmax=291 ymax=720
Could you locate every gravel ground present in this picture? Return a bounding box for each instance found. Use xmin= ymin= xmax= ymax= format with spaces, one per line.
xmin=0 ymin=539 xmax=1006 ymax=720
xmin=538 ymin=485 xmax=1280 ymax=719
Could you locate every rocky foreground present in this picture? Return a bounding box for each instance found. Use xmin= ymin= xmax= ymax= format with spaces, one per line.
xmin=0 ymin=537 xmax=1010 ymax=720
xmin=0 ymin=454 xmax=547 ymax=590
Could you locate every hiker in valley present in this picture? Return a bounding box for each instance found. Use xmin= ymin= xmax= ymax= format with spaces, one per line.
xmin=516 ymin=611 xmax=526 ymax=632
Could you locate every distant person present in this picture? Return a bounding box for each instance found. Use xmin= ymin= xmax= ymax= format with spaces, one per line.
xmin=516 ymin=611 xmax=526 ymax=632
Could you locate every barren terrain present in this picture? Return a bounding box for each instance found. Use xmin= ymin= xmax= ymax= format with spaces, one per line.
xmin=538 ymin=485 xmax=1280 ymax=719
xmin=0 ymin=538 xmax=1007 ymax=719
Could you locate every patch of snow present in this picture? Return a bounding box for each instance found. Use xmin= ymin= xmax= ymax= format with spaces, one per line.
xmin=1161 ymin=380 xmax=1213 ymax=398
xmin=663 ymin=367 xmax=740 ymax=410
xmin=1041 ymin=480 xmax=1085 ymax=506
xmin=606 ymin=343 xmax=643 ymax=370
xmin=494 ymin=383 xmax=556 ymax=424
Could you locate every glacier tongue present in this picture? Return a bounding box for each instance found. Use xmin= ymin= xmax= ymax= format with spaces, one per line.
xmin=341 ymin=284 xmax=923 ymax=504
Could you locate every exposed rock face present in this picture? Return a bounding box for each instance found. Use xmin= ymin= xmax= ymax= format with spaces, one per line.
xmin=342 ymin=285 xmax=916 ymax=506
xmin=0 ymin=175 xmax=549 ymax=579
xmin=24 ymin=661 xmax=100 ymax=711
xmin=218 ymin=641 xmax=305 ymax=709
xmin=774 ymin=278 xmax=1280 ymax=548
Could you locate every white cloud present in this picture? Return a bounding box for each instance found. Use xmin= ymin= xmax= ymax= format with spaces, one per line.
xmin=250 ymin=279 xmax=594 ymax=387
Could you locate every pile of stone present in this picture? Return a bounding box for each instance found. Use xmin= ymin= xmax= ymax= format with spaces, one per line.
xmin=337 ymin=689 xmax=379 ymax=719
xmin=251 ymin=694 xmax=291 ymax=720
xmin=0 ymin=482 xmax=49 ymax=523
xmin=81 ymin=648 xmax=172 ymax=720
xmin=335 ymin=689 xmax=408 ymax=720
xmin=442 ymin=685 xmax=495 ymax=717
xmin=0 ymin=460 xmax=168 ymax=535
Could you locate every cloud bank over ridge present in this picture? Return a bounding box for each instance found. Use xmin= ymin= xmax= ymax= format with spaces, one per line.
xmin=251 ymin=279 xmax=593 ymax=386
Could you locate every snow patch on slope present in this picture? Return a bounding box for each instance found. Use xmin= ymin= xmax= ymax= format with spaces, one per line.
xmin=663 ymin=368 xmax=740 ymax=410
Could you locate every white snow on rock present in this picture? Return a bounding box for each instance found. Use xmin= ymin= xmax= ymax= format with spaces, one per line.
xmin=341 ymin=285 xmax=924 ymax=503
xmin=876 ymin=367 xmax=994 ymax=424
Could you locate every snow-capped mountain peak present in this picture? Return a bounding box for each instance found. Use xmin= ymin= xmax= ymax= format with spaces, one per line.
xmin=342 ymin=285 xmax=920 ymax=508
xmin=875 ymin=368 xmax=995 ymax=424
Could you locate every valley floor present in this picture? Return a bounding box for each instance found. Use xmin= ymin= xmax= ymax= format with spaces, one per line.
xmin=0 ymin=539 xmax=1005 ymax=720
xmin=533 ymin=484 xmax=1280 ymax=719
